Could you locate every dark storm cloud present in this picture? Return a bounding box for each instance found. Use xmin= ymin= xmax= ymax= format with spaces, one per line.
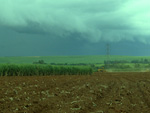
xmin=0 ymin=0 xmax=150 ymax=43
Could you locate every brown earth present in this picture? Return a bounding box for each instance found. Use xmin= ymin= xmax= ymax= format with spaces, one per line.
xmin=0 ymin=72 xmax=150 ymax=113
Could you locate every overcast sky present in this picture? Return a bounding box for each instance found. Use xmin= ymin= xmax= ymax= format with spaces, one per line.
xmin=0 ymin=0 xmax=150 ymax=56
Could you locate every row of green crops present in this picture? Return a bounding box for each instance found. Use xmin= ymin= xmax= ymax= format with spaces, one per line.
xmin=0 ymin=64 xmax=93 ymax=76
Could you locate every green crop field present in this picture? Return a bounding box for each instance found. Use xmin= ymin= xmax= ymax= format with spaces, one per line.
xmin=0 ymin=55 xmax=150 ymax=64
xmin=0 ymin=55 xmax=150 ymax=75
xmin=0 ymin=64 xmax=93 ymax=76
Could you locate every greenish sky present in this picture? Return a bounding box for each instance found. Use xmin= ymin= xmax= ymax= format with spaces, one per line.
xmin=0 ymin=0 xmax=150 ymax=56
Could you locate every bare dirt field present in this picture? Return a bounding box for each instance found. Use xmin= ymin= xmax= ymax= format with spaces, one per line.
xmin=0 ymin=72 xmax=150 ymax=113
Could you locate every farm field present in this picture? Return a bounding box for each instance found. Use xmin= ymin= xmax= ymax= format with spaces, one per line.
xmin=1 ymin=72 xmax=150 ymax=113
xmin=0 ymin=55 xmax=150 ymax=64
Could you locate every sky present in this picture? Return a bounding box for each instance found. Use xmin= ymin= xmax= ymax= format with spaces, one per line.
xmin=0 ymin=0 xmax=150 ymax=56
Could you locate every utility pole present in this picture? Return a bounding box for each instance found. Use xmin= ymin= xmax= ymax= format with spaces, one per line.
xmin=106 ymin=43 xmax=110 ymax=68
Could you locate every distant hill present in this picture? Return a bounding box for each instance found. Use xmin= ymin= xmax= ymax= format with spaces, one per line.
xmin=0 ymin=55 xmax=150 ymax=64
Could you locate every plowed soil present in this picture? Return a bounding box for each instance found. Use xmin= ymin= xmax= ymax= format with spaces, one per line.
xmin=0 ymin=72 xmax=150 ymax=113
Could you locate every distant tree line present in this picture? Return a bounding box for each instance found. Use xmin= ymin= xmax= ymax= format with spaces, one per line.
xmin=104 ymin=58 xmax=150 ymax=64
xmin=33 ymin=58 xmax=150 ymax=66
xmin=33 ymin=60 xmax=92 ymax=66
xmin=130 ymin=59 xmax=149 ymax=64
xmin=33 ymin=60 xmax=46 ymax=64
xmin=50 ymin=63 xmax=90 ymax=66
